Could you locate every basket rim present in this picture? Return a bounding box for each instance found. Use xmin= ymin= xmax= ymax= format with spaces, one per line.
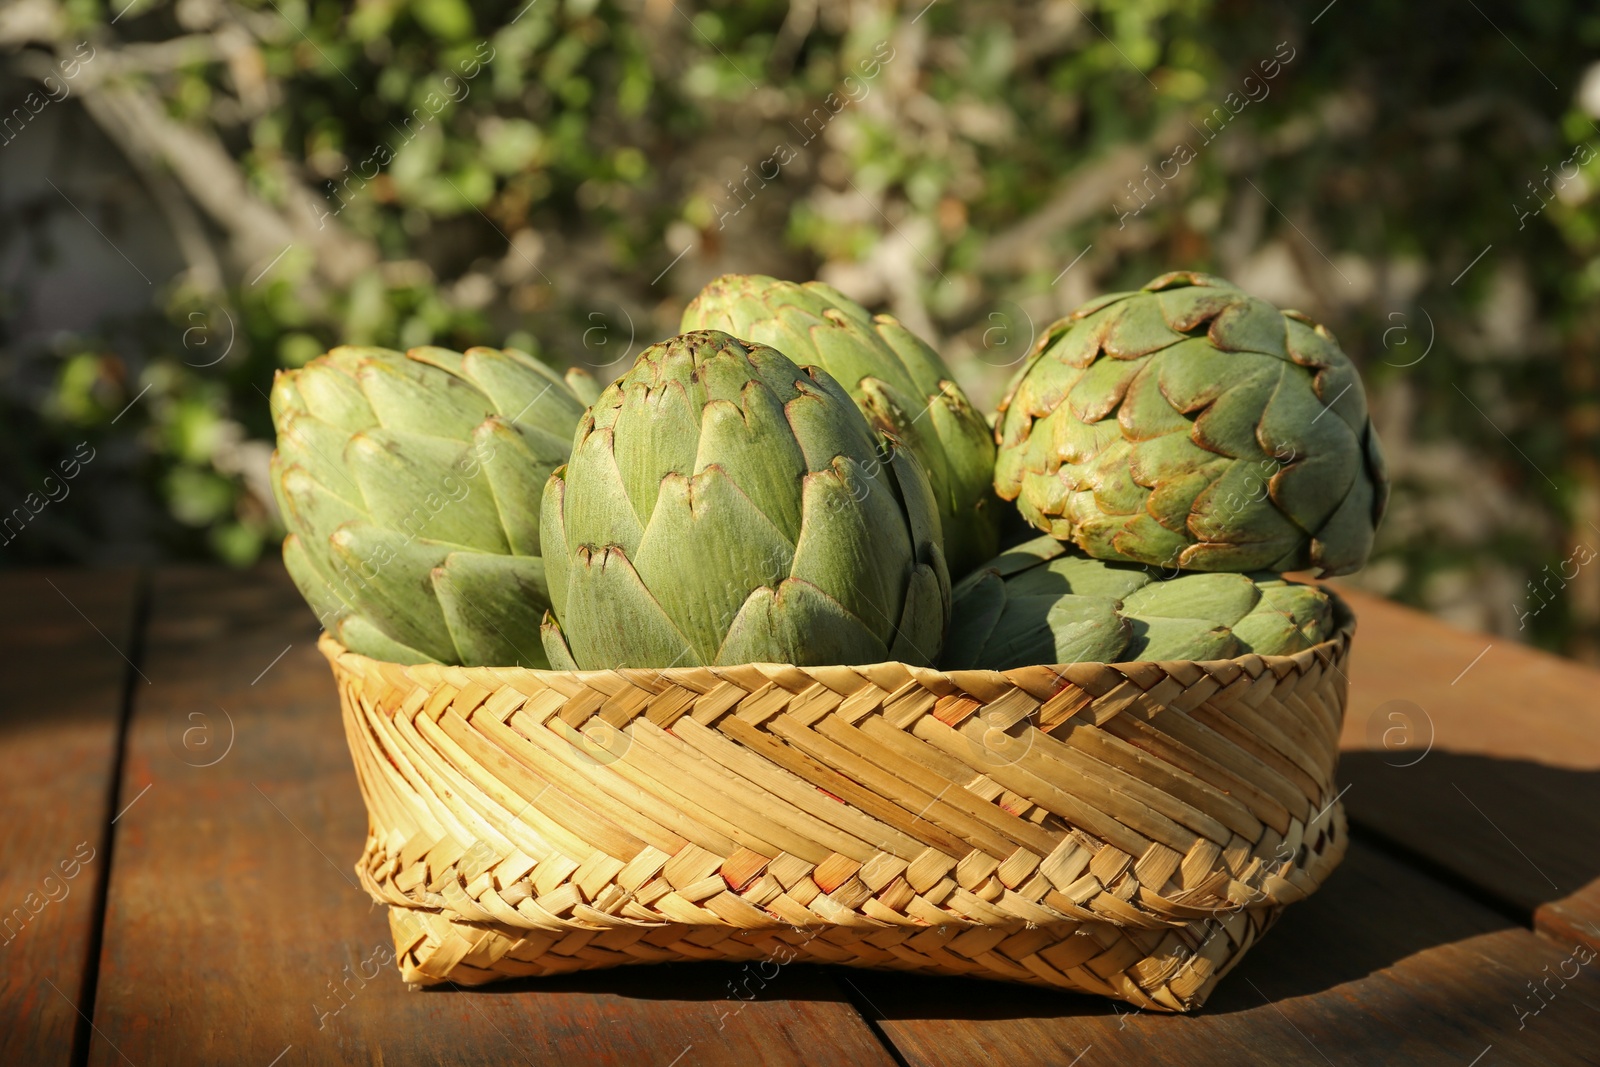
xmin=316 ymin=583 xmax=1355 ymax=683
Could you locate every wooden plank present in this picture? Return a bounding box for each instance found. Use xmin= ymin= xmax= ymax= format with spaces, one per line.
xmin=1335 ymin=587 xmax=1600 ymax=949
xmin=852 ymin=841 xmax=1600 ymax=1066
xmin=0 ymin=569 xmax=139 ymax=1067
xmin=89 ymin=564 xmax=894 ymax=1067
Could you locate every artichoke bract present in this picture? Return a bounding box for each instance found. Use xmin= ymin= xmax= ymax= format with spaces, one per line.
xmin=681 ymin=274 xmax=999 ymax=576
xmin=943 ymin=535 xmax=1335 ymax=671
xmin=541 ymin=330 xmax=950 ymax=670
xmin=270 ymin=344 xmax=594 ymax=667
xmin=994 ymin=271 xmax=1389 ymax=576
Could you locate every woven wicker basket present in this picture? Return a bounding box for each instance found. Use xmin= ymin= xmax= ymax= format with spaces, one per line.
xmin=324 ymin=592 xmax=1354 ymax=1013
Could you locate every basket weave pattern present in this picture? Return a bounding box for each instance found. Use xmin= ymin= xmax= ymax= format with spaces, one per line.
xmin=325 ymin=600 xmax=1353 ymax=1013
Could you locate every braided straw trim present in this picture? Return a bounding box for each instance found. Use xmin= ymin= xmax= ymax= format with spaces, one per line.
xmin=326 ymin=596 xmax=1355 ymax=1012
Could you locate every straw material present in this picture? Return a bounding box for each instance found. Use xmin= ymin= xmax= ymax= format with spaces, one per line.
xmin=325 ymin=594 xmax=1355 ymax=1012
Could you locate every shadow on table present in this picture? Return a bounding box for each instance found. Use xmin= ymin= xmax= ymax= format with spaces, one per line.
xmin=1339 ymin=749 xmax=1600 ymax=917
xmin=441 ymin=960 xmax=863 ymax=1005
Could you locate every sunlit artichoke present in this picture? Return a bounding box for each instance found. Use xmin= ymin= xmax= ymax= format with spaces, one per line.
xmin=270 ymin=344 xmax=594 ymax=667
xmin=681 ymin=274 xmax=999 ymax=575
xmin=994 ymin=272 xmax=1388 ymax=576
xmin=541 ymin=330 xmax=950 ymax=669
xmin=943 ymin=535 xmax=1336 ymax=670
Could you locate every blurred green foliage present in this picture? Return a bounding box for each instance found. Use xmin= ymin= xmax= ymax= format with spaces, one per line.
xmin=3 ymin=0 xmax=1600 ymax=660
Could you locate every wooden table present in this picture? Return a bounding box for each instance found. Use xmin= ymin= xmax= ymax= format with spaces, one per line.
xmin=4 ymin=564 xmax=1598 ymax=1066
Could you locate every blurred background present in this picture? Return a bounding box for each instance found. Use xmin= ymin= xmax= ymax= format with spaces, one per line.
xmin=1 ymin=0 xmax=1598 ymax=661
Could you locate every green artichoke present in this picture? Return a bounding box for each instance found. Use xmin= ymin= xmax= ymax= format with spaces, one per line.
xmin=994 ymin=271 xmax=1389 ymax=576
xmin=681 ymin=274 xmax=1000 ymax=576
xmin=541 ymin=330 xmax=950 ymax=670
xmin=270 ymin=344 xmax=594 ymax=667
xmin=943 ymin=535 xmax=1335 ymax=671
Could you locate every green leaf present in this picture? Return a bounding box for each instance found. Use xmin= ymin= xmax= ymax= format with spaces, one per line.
xmin=889 ymin=563 xmax=948 ymax=666
xmin=356 ymin=354 xmax=490 ymax=438
xmin=540 ymin=466 xmax=570 ymax=620
xmin=281 ymin=532 xmax=352 ymax=631
xmin=541 ymin=613 xmax=580 ymax=671
xmin=1125 ymin=617 xmax=1238 ymax=661
xmin=716 ymin=579 xmax=887 ymax=666
xmin=345 ymin=428 xmax=509 ymax=552
xmin=336 ymin=615 xmax=438 ymax=664
xmin=562 ymin=545 xmax=697 ymax=669
xmin=432 ymin=552 xmax=549 ymax=668
xmin=630 ymin=466 xmax=797 ymax=663
xmin=294 ymin=356 xmax=377 ymax=431
xmin=476 ymin=418 xmax=559 ymax=555
xmin=326 ymin=524 xmax=457 ymax=662
xmin=692 ymin=384 xmax=808 ymax=544
xmin=790 ymin=456 xmax=911 ymax=643
xmin=561 ymin=425 xmax=647 ymax=552
xmin=943 ymin=568 xmax=1008 ymax=668
xmin=1122 ymin=572 xmax=1260 ymax=626
xmin=608 ymin=377 xmax=701 ymax=528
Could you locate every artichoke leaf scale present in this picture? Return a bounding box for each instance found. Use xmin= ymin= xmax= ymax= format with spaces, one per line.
xmin=784 ymin=385 xmax=880 ymax=475
xmin=1122 ymin=571 xmax=1260 ymax=627
xmin=540 ymin=614 xmax=581 ymax=671
xmin=611 ymin=379 xmax=702 ymax=527
xmin=346 ymin=429 xmax=510 ymax=554
xmin=404 ymin=344 xmax=469 ymax=378
xmin=1103 ymin=295 xmax=1189 ymax=358
xmin=433 ymin=552 xmax=551 ymax=669
xmin=1153 ymin=283 xmax=1238 ymax=333
xmin=1085 ymin=441 xmax=1145 ymax=516
xmin=888 ymin=563 xmax=946 ymax=666
xmin=476 ymin=419 xmax=559 ymax=557
xmin=1230 ymin=610 xmax=1307 ymax=655
xmin=1066 ymin=352 xmax=1148 ymax=424
xmin=356 ymin=357 xmax=491 ymax=440
xmin=1207 ymin=296 xmax=1292 ymax=358
xmin=459 ymin=347 xmax=586 ymax=431
xmin=692 ymin=385 xmax=808 ymax=545
xmin=540 ymin=468 xmax=571 ymax=621
xmin=1304 ymin=475 xmax=1380 ymax=577
xmin=1118 ymin=359 xmax=1192 ymax=441
xmin=277 ymin=463 xmax=366 ymax=547
xmin=631 ymin=466 xmax=798 ymax=664
xmin=295 ymin=360 xmax=377 ymax=432
xmin=1187 ymin=461 xmax=1307 ymax=549
xmin=564 ymin=427 xmax=648 ymax=553
xmin=564 ymin=545 xmax=700 ymax=669
xmin=790 ymin=458 xmax=912 ymax=640
xmin=278 ymin=414 xmax=367 ymax=505
xmin=1042 ymin=595 xmax=1132 ymax=664
xmin=1112 ymin=513 xmax=1193 ymax=568
xmin=715 ymin=579 xmax=887 ymax=668
xmin=326 ymin=524 xmax=458 ymax=662
xmin=1127 ymin=616 xmax=1240 ymax=662
xmin=335 ymin=615 xmax=437 ymax=665
xmin=281 ymin=532 xmax=352 ymax=631
xmin=1185 ymin=361 xmax=1280 ymax=461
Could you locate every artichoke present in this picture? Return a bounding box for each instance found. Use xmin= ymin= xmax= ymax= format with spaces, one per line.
xmin=943 ymin=535 xmax=1335 ymax=671
xmin=681 ymin=274 xmax=1000 ymax=576
xmin=270 ymin=344 xmax=594 ymax=667
xmin=541 ymin=330 xmax=950 ymax=670
xmin=994 ymin=271 xmax=1388 ymax=576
